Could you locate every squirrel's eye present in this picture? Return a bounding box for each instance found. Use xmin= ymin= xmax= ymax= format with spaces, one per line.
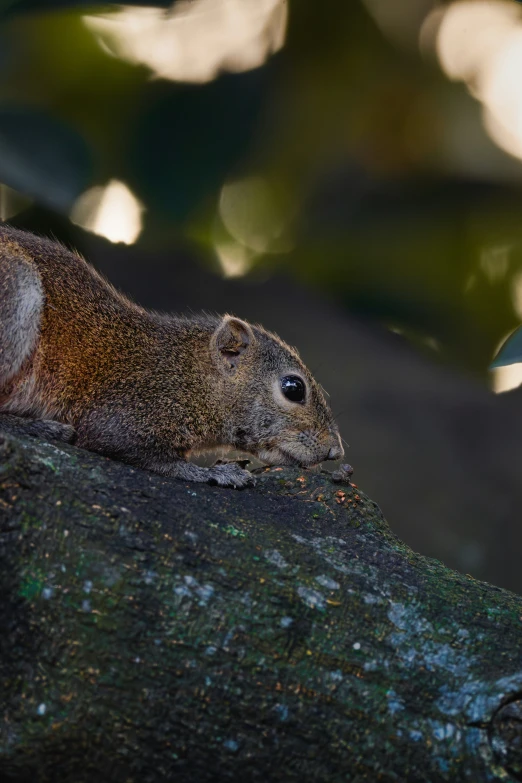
xmin=281 ymin=375 xmax=306 ymax=403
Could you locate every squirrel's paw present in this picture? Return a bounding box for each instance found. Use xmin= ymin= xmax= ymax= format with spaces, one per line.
xmin=208 ymin=462 xmax=256 ymax=489
xmin=155 ymin=459 xmax=255 ymax=489
xmin=0 ymin=413 xmax=77 ymax=444
xmin=32 ymin=420 xmax=77 ymax=443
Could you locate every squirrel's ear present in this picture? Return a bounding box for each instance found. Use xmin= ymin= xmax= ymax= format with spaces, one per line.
xmin=210 ymin=316 xmax=254 ymax=375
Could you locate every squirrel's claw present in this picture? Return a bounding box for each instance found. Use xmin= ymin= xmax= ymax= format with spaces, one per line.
xmin=149 ymin=459 xmax=255 ymax=488
xmin=208 ymin=462 xmax=256 ymax=489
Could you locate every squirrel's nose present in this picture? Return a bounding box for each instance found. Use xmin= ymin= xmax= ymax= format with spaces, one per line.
xmin=326 ymin=443 xmax=344 ymax=461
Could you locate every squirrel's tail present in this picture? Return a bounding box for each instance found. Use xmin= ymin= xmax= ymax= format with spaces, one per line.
xmin=0 ymin=247 xmax=43 ymax=388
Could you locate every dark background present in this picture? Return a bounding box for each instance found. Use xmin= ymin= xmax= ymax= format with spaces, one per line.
xmin=2 ymin=0 xmax=522 ymax=591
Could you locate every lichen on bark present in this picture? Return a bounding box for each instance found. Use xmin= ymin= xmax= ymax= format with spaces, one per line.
xmin=0 ymin=429 xmax=521 ymax=782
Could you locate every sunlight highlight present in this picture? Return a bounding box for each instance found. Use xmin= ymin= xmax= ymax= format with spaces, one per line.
xmin=214 ymin=239 xmax=256 ymax=278
xmin=219 ymin=176 xmax=289 ymax=254
xmin=491 ymin=364 xmax=522 ymax=393
xmin=422 ymin=0 xmax=522 ymax=161
xmin=492 ymin=321 xmax=522 ymax=393
xmin=433 ymin=1 xmax=517 ymax=83
xmin=84 ymin=0 xmax=288 ymax=84
xmin=70 ymin=179 xmax=145 ymax=245
xmin=213 ymin=175 xmax=294 ymax=277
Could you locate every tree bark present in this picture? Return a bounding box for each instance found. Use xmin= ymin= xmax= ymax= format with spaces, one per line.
xmin=0 ymin=427 xmax=521 ymax=783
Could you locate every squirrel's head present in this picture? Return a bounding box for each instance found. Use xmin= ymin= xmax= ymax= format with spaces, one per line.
xmin=210 ymin=315 xmax=344 ymax=468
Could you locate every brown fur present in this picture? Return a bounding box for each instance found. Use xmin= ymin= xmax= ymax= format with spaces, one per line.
xmin=0 ymin=225 xmax=343 ymax=487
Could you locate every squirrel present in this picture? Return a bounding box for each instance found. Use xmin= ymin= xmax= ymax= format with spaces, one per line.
xmin=0 ymin=225 xmax=344 ymax=488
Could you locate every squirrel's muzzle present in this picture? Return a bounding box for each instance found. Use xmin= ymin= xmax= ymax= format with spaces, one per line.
xmin=326 ymin=443 xmax=344 ymax=461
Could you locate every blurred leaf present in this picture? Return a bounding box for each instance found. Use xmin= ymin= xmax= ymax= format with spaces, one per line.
xmin=0 ymin=106 xmax=91 ymax=211
xmin=2 ymin=0 xmax=175 ymax=13
xmin=130 ymin=66 xmax=273 ymax=221
xmin=0 ymin=0 xmax=521 ymax=380
xmin=288 ymin=172 xmax=522 ymax=372
xmin=490 ymin=328 xmax=522 ymax=369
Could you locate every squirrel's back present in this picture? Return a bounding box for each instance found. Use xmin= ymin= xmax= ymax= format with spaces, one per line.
xmin=0 ymin=226 xmax=166 ymax=417
xmin=0 ymin=223 xmax=139 ymax=322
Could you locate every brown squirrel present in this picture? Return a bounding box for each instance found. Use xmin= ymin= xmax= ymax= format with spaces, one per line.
xmin=0 ymin=225 xmax=343 ymax=488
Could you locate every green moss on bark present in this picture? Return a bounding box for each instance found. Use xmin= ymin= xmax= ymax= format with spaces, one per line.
xmin=0 ymin=431 xmax=521 ymax=782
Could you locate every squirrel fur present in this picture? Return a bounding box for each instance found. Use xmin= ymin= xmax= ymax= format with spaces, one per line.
xmin=0 ymin=225 xmax=343 ymax=488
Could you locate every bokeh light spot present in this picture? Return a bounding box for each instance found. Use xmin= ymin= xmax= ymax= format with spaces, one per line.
xmin=218 ymin=176 xmax=294 ymax=256
xmin=491 ymin=363 xmax=522 ymax=393
xmin=214 ymin=239 xmax=256 ymax=278
xmin=491 ymin=329 xmax=522 ymax=393
xmin=84 ymin=0 xmax=288 ymax=84
xmin=423 ymin=0 xmax=522 ymax=162
xmin=70 ymin=179 xmax=145 ymax=245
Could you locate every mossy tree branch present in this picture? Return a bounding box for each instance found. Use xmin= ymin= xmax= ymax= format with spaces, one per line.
xmin=0 ymin=428 xmax=521 ymax=782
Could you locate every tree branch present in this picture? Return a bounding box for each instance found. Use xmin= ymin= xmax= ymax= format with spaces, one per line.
xmin=0 ymin=428 xmax=521 ymax=782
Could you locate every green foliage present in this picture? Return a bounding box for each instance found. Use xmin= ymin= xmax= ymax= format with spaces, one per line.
xmin=491 ymin=327 xmax=522 ymax=369
xmin=0 ymin=0 xmax=521 ymax=377
xmin=2 ymin=0 xmax=174 ymax=13
xmin=130 ymin=68 xmax=271 ymax=221
xmin=0 ymin=106 xmax=91 ymax=210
